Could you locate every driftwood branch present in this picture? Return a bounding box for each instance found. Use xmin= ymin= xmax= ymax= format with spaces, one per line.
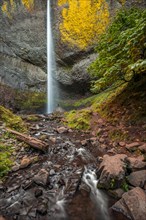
xmin=6 ymin=128 xmax=48 ymax=153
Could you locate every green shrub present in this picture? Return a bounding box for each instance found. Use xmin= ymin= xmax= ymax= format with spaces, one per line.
xmin=89 ymin=8 xmax=146 ymax=93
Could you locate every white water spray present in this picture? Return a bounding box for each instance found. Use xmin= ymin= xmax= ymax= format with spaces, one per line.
xmin=83 ymin=167 xmax=110 ymax=220
xmin=47 ymin=0 xmax=56 ymax=113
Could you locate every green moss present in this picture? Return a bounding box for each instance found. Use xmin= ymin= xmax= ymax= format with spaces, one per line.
xmin=110 ymin=178 xmax=116 ymax=189
xmin=73 ymin=95 xmax=99 ymax=107
xmin=121 ymin=181 xmax=129 ymax=192
xmin=26 ymin=115 xmax=39 ymax=122
xmin=108 ymin=129 xmax=129 ymax=141
xmin=92 ymin=82 xmax=128 ymax=112
xmin=0 ymin=143 xmax=13 ymax=178
xmin=65 ymin=82 xmax=128 ymax=131
xmin=65 ymin=108 xmax=92 ymax=130
xmin=16 ymin=91 xmax=46 ymax=111
xmin=0 ymin=105 xmax=26 ymax=131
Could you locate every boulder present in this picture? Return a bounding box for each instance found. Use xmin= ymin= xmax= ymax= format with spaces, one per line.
xmin=139 ymin=144 xmax=146 ymax=153
xmin=112 ymin=187 xmax=146 ymax=220
xmin=126 ymin=156 xmax=146 ymax=171
xmin=127 ymin=170 xmax=146 ymax=188
xmin=33 ymin=169 xmax=49 ymax=186
xmin=20 ymin=157 xmax=32 ymax=169
xmin=109 ymin=188 xmax=125 ymax=199
xmin=126 ymin=142 xmax=140 ymax=151
xmin=56 ymin=127 xmax=68 ymax=134
xmin=97 ymin=154 xmax=127 ymax=189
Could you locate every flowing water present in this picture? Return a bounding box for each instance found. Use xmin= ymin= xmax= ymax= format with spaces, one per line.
xmin=83 ymin=167 xmax=110 ymax=220
xmin=0 ymin=115 xmax=129 ymax=220
xmin=47 ymin=0 xmax=56 ymax=113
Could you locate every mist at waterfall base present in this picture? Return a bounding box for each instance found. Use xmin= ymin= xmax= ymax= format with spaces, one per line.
xmin=47 ymin=0 xmax=57 ymax=114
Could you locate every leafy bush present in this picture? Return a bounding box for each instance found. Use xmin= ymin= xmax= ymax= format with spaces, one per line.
xmin=89 ymin=8 xmax=146 ymax=93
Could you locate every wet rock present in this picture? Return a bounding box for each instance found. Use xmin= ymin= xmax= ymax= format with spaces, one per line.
xmin=23 ymin=180 xmax=34 ymax=190
xmin=126 ymin=156 xmax=146 ymax=171
xmin=35 ymin=188 xmax=43 ymax=198
xmin=6 ymin=201 xmax=21 ymax=214
xmin=81 ymin=139 xmax=88 ymax=146
xmin=89 ymin=137 xmax=97 ymax=142
xmin=35 ymin=124 xmax=40 ymax=130
xmin=28 ymin=208 xmax=37 ymax=218
xmin=50 ymin=169 xmax=56 ymax=175
xmin=109 ymin=188 xmax=125 ymax=199
xmin=49 ymin=137 xmax=56 ymax=144
xmin=40 ymin=135 xmax=48 ymax=141
xmin=33 ymin=169 xmax=49 ymax=186
xmin=119 ymin=142 xmax=126 ymax=147
xmin=37 ymin=204 xmax=47 ymax=215
xmin=0 ymin=216 xmax=6 ymax=220
xmin=97 ymin=154 xmax=127 ymax=189
xmin=112 ymin=187 xmax=146 ymax=220
xmin=127 ymin=170 xmax=146 ymax=188
xmin=65 ymin=168 xmax=83 ymax=197
xmin=56 ymin=126 xmax=68 ymax=134
xmin=79 ymin=182 xmax=91 ymax=197
xmin=11 ymin=165 xmax=20 ymax=172
xmin=107 ymin=148 xmax=116 ymax=154
xmin=37 ymin=199 xmax=48 ymax=215
xmin=126 ymin=142 xmax=140 ymax=151
xmin=139 ymin=144 xmax=146 ymax=153
xmin=54 ymin=164 xmax=61 ymax=169
xmin=99 ymin=138 xmax=105 ymax=143
xmin=7 ymin=185 xmax=20 ymax=193
xmin=20 ymin=157 xmax=32 ymax=169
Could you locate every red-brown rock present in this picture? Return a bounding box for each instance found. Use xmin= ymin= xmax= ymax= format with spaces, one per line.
xmin=127 ymin=170 xmax=146 ymax=188
xmin=112 ymin=187 xmax=146 ymax=220
xmin=126 ymin=142 xmax=140 ymax=151
xmin=139 ymin=144 xmax=146 ymax=153
xmin=97 ymin=154 xmax=127 ymax=189
xmin=126 ymin=156 xmax=146 ymax=170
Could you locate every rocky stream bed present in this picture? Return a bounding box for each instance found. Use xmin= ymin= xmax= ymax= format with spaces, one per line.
xmin=0 ymin=113 xmax=146 ymax=220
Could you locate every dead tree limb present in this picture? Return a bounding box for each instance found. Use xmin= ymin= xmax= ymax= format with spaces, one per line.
xmin=6 ymin=128 xmax=48 ymax=153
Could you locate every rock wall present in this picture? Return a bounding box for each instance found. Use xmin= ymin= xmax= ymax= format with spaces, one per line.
xmin=0 ymin=0 xmax=47 ymax=91
xmin=0 ymin=0 xmax=145 ymax=95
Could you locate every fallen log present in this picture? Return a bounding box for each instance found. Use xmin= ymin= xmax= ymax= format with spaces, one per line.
xmin=6 ymin=128 xmax=48 ymax=153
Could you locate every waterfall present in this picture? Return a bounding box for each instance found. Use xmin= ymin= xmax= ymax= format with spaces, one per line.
xmin=47 ymin=0 xmax=56 ymax=113
xmin=83 ymin=167 xmax=110 ymax=220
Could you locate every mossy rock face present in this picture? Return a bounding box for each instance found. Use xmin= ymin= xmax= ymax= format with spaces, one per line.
xmin=0 ymin=143 xmax=13 ymax=178
xmin=65 ymin=108 xmax=92 ymax=130
xmin=0 ymin=105 xmax=26 ymax=131
xmin=18 ymin=92 xmax=46 ymax=112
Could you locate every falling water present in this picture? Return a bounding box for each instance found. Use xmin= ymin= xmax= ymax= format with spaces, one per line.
xmin=47 ymin=0 xmax=56 ymax=113
xmin=83 ymin=167 xmax=110 ymax=220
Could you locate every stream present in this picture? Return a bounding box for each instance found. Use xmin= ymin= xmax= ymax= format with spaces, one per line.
xmin=0 ymin=114 xmax=128 ymax=220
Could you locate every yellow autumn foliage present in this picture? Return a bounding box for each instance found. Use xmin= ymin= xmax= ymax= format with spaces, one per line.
xmin=21 ymin=0 xmax=34 ymax=11
xmin=1 ymin=0 xmax=34 ymax=18
xmin=58 ymin=0 xmax=110 ymax=49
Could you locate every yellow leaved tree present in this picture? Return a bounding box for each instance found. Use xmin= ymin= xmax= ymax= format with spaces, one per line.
xmin=1 ymin=0 xmax=34 ymax=18
xmin=21 ymin=0 xmax=34 ymax=11
xmin=58 ymin=0 xmax=110 ymax=49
